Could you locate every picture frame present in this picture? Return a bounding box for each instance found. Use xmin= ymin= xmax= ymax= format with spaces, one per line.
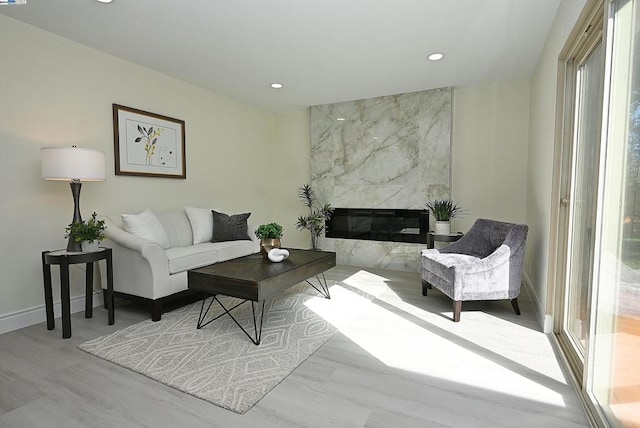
xmin=113 ymin=104 xmax=186 ymax=178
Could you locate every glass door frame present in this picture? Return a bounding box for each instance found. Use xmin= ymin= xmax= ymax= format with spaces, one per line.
xmin=553 ymin=0 xmax=606 ymax=382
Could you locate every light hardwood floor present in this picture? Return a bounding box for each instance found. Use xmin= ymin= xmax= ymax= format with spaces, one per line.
xmin=0 ymin=265 xmax=589 ymax=427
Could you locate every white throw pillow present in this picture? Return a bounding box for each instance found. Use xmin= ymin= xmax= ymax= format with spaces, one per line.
xmin=185 ymin=206 xmax=216 ymax=244
xmin=121 ymin=209 xmax=170 ymax=249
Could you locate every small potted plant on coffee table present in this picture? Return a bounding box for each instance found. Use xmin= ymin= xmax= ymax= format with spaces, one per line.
xmin=64 ymin=212 xmax=107 ymax=252
xmin=255 ymin=222 xmax=284 ymax=259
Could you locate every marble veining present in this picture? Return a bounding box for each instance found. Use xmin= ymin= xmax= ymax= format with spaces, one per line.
xmin=318 ymin=237 xmax=426 ymax=272
xmin=311 ymin=88 xmax=452 ymax=270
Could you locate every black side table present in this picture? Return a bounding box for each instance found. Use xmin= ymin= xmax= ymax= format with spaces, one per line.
xmin=427 ymin=232 xmax=464 ymax=249
xmin=41 ymin=247 xmax=114 ymax=338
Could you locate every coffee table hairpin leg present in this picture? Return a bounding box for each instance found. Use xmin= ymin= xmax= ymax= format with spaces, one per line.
xmin=305 ymin=272 xmax=331 ymax=299
xmin=196 ymin=295 xmax=265 ymax=345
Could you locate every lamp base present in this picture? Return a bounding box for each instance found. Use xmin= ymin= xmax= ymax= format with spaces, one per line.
xmin=66 ymin=181 xmax=83 ymax=252
xmin=66 ymin=237 xmax=82 ymax=253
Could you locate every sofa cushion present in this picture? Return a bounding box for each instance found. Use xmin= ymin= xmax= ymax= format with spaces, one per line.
xmin=165 ymin=244 xmax=219 ymax=274
xmin=165 ymin=240 xmax=256 ymax=274
xmin=216 ymin=240 xmax=256 ymax=263
xmin=155 ymin=210 xmax=193 ymax=248
xmin=185 ymin=206 xmax=216 ymax=244
xmin=121 ymin=209 xmax=170 ymax=249
xmin=211 ymin=210 xmax=251 ymax=242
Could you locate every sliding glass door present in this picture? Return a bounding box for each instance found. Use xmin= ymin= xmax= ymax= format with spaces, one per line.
xmin=589 ymin=0 xmax=640 ymax=425
xmin=556 ymin=0 xmax=640 ymax=425
xmin=558 ymin=4 xmax=605 ymax=377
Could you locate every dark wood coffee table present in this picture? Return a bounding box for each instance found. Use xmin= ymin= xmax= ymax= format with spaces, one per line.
xmin=187 ymin=249 xmax=336 ymax=345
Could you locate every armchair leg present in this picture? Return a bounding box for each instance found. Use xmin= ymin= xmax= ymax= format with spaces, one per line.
xmin=453 ymin=300 xmax=462 ymax=322
xmin=510 ymin=298 xmax=521 ymax=315
xmin=421 ymin=280 xmax=432 ymax=296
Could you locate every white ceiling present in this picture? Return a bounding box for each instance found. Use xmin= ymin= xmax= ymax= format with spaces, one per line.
xmin=1 ymin=0 xmax=561 ymax=111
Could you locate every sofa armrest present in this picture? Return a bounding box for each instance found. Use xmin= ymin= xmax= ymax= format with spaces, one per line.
xmin=103 ymin=217 xmax=154 ymax=251
xmin=247 ymin=222 xmax=261 ymax=253
xmin=101 ymin=216 xmax=172 ymax=299
xmin=103 ymin=216 xmax=170 ymax=267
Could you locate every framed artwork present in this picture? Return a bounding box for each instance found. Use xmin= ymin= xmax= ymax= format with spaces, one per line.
xmin=113 ymin=104 xmax=186 ymax=178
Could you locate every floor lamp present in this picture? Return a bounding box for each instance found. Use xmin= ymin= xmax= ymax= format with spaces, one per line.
xmin=41 ymin=146 xmax=106 ymax=252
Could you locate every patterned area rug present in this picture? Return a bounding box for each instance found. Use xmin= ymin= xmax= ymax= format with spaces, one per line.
xmin=79 ymin=282 xmax=374 ymax=414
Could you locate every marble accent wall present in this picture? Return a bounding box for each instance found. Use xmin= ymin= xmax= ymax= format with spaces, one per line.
xmin=310 ymin=87 xmax=452 ymax=271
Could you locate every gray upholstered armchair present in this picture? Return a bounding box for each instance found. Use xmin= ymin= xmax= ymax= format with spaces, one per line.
xmin=420 ymin=218 xmax=528 ymax=322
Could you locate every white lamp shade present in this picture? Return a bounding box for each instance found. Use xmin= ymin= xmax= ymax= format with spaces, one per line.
xmin=41 ymin=146 xmax=106 ymax=181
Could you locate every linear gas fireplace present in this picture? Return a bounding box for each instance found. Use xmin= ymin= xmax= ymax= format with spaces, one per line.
xmin=325 ymin=208 xmax=429 ymax=244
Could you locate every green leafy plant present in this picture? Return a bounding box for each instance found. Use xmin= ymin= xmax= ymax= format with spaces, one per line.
xmin=425 ymin=199 xmax=467 ymax=221
xmin=64 ymin=212 xmax=107 ymax=242
xmin=295 ymin=184 xmax=334 ymax=249
xmin=255 ymin=223 xmax=284 ymax=239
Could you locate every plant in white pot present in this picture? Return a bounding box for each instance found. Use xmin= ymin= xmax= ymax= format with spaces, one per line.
xmin=425 ymin=199 xmax=466 ymax=235
xmin=295 ymin=184 xmax=334 ymax=250
xmin=64 ymin=212 xmax=107 ymax=252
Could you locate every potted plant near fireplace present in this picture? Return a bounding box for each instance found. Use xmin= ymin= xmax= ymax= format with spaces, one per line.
xmin=425 ymin=199 xmax=466 ymax=235
xmin=64 ymin=212 xmax=107 ymax=252
xmin=295 ymin=184 xmax=334 ymax=250
xmin=255 ymin=222 xmax=283 ymax=259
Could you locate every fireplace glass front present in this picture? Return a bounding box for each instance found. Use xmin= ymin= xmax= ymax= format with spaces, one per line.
xmin=325 ymin=208 xmax=429 ymax=244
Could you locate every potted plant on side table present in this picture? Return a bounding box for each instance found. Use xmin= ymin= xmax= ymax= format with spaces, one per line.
xmin=64 ymin=212 xmax=107 ymax=252
xmin=255 ymin=222 xmax=284 ymax=259
xmin=425 ymin=199 xmax=466 ymax=235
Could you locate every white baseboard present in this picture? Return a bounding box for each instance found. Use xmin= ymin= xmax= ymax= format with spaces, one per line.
xmin=522 ymin=271 xmax=548 ymax=332
xmin=543 ymin=314 xmax=554 ymax=334
xmin=0 ymin=292 xmax=105 ymax=335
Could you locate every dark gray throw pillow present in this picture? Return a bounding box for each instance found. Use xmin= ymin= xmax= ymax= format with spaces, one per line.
xmin=211 ymin=210 xmax=251 ymax=242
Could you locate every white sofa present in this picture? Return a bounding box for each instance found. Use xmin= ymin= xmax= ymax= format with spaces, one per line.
xmin=100 ymin=207 xmax=259 ymax=320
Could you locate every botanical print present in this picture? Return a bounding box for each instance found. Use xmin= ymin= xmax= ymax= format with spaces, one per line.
xmin=135 ymin=124 xmax=163 ymax=165
xmin=124 ymin=119 xmax=177 ymax=168
xmin=113 ymin=103 xmax=185 ymax=178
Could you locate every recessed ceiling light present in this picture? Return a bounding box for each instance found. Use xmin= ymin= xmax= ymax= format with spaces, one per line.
xmin=336 ymin=117 xmax=346 ymax=121
xmin=428 ymin=53 xmax=444 ymax=61
xmin=96 ymin=0 xmax=113 ymax=3
xmin=270 ymin=83 xmax=283 ymax=89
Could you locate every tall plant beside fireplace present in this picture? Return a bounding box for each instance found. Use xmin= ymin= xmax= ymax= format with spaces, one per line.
xmin=296 ymin=184 xmax=334 ymax=250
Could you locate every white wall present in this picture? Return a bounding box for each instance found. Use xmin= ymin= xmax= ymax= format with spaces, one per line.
xmin=526 ymin=0 xmax=587 ymax=324
xmin=272 ymin=108 xmax=312 ymax=249
xmin=0 ymin=15 xmax=292 ymax=319
xmin=451 ymin=81 xmax=531 ymax=232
